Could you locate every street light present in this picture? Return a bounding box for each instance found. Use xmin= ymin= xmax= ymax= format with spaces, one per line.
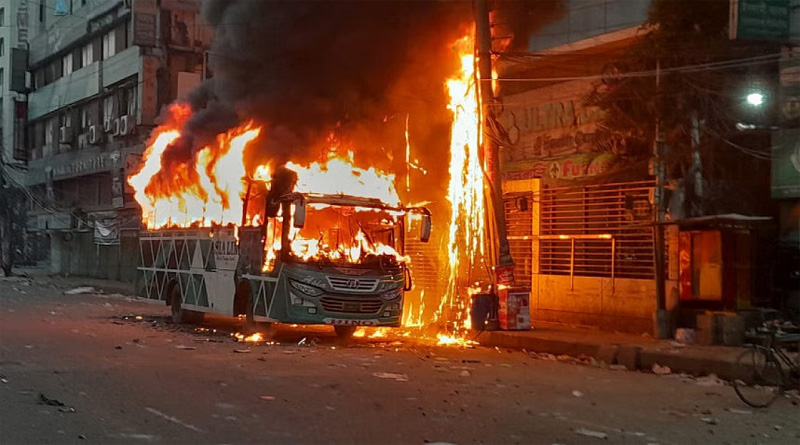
xmin=746 ymin=92 xmax=764 ymax=107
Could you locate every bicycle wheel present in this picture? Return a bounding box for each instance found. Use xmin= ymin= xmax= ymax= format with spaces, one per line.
xmin=733 ymin=347 xmax=785 ymax=408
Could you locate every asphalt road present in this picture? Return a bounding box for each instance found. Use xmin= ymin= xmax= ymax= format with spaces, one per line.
xmin=1 ymin=276 xmax=798 ymax=445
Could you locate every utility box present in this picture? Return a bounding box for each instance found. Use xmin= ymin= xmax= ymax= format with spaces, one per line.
xmin=498 ymin=287 xmax=531 ymax=330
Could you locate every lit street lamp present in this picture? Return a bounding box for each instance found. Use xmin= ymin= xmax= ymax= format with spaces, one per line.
xmin=746 ymin=92 xmax=764 ymax=107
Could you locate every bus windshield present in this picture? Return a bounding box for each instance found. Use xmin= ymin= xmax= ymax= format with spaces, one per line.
xmin=262 ymin=204 xmax=406 ymax=270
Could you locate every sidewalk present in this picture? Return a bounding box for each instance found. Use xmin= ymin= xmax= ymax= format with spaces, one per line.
xmin=478 ymin=323 xmax=749 ymax=381
xmin=11 ymin=265 xmax=136 ymax=296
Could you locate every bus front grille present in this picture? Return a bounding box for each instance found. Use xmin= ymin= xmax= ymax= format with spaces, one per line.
xmin=320 ymin=297 xmax=383 ymax=314
xmin=326 ymin=276 xmax=379 ymax=293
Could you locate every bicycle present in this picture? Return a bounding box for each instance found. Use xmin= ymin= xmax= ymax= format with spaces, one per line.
xmin=733 ymin=322 xmax=800 ymax=408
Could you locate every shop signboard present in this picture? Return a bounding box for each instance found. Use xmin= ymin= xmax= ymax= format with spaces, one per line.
xmin=772 ymin=128 xmax=800 ymax=198
xmin=729 ymin=0 xmax=791 ymax=42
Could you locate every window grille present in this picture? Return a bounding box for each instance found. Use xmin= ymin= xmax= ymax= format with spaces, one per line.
xmin=539 ymin=180 xmax=655 ymax=280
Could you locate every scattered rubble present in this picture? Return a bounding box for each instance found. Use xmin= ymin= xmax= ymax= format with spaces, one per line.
xmin=574 ymin=428 xmax=608 ymax=440
xmin=372 ymin=372 xmax=409 ymax=382
xmin=652 ymin=363 xmax=672 ymax=375
xmin=64 ymin=287 xmax=97 ymax=295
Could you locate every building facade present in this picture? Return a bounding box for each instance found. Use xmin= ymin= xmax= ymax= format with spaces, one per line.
xmin=495 ymin=0 xmax=659 ymax=334
xmin=22 ymin=0 xmax=209 ymax=279
xmin=0 ymin=0 xmax=30 ymax=169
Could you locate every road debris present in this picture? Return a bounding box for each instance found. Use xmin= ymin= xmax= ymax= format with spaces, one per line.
xmin=373 ymin=372 xmax=409 ymax=382
xmin=145 ymin=407 xmax=204 ymax=433
xmin=233 ymin=349 xmax=251 ymax=353
xmin=572 ymin=390 xmax=584 ymax=398
xmin=694 ymin=374 xmax=725 ymax=387
xmin=259 ymin=396 xmax=276 ymax=401
xmin=652 ymin=363 xmax=671 ymax=375
xmin=700 ymin=417 xmax=718 ymax=425
xmin=726 ymin=408 xmax=752 ymax=414
xmin=64 ymin=287 xmax=96 ymax=295
xmin=38 ymin=393 xmax=66 ymax=407
xmin=574 ymin=428 xmax=608 ymax=440
xmin=175 ymin=345 xmax=196 ymax=350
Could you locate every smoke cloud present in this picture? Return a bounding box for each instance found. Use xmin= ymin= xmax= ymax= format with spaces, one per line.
xmin=179 ymin=1 xmax=470 ymax=164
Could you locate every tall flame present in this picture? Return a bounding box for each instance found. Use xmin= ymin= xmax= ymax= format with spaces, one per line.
xmin=440 ymin=31 xmax=485 ymax=332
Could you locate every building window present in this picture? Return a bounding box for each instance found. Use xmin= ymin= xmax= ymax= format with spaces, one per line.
xmin=0 ymin=7 xmax=5 ymax=27
xmin=0 ymin=38 xmax=4 ymax=57
xmin=103 ymin=96 xmax=115 ymax=125
xmin=0 ymin=68 xmax=4 ymax=91
xmin=39 ymin=1 xmax=45 ymax=23
xmin=81 ymin=43 xmax=93 ymax=67
xmin=102 ymin=30 xmax=116 ymax=59
xmin=62 ymin=54 xmax=73 ymax=76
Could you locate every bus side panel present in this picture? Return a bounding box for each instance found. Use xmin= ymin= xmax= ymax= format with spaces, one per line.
xmin=249 ymin=276 xmax=278 ymax=319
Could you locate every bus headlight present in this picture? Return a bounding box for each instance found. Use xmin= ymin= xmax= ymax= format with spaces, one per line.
xmin=381 ymin=287 xmax=403 ymax=301
xmin=289 ymin=279 xmax=324 ymax=297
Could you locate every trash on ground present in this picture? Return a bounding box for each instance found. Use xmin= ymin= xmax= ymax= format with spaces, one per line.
xmin=259 ymin=396 xmax=275 ymax=401
xmin=175 ymin=345 xmax=196 ymax=350
xmin=372 ymin=372 xmax=409 ymax=381
xmin=64 ymin=287 xmax=96 ymax=295
xmin=700 ymin=417 xmax=718 ymax=425
xmin=233 ymin=349 xmax=251 ymax=353
xmin=694 ymin=374 xmax=725 ymax=387
xmin=58 ymin=407 xmax=76 ymax=413
xmin=652 ymin=363 xmax=672 ymax=375
xmin=674 ymin=328 xmax=695 ymax=344
xmin=574 ymin=428 xmax=608 ymax=440
xmin=459 ymin=370 xmax=471 ymax=377
xmin=572 ymin=390 xmax=584 ymax=398
xmin=38 ymin=393 xmax=66 ymax=407
xmin=726 ymin=408 xmax=752 ymax=414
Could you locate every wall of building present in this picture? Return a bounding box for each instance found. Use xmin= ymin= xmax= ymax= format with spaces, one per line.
xmin=531 ymin=274 xmax=656 ymax=333
xmin=527 ymin=0 xmax=651 ymax=52
xmin=19 ymin=0 xmax=207 ymax=279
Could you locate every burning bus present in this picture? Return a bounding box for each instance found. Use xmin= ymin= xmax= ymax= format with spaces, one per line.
xmin=130 ymin=108 xmax=431 ymax=338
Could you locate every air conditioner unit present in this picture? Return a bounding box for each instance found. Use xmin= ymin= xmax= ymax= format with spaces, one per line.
xmin=77 ymin=133 xmax=89 ymax=149
xmin=119 ymin=115 xmax=130 ymax=136
xmin=88 ymin=125 xmax=104 ymax=144
xmin=111 ymin=118 xmax=121 ymax=136
xmin=59 ymin=126 xmax=74 ymax=144
xmin=103 ymin=119 xmax=113 ymax=133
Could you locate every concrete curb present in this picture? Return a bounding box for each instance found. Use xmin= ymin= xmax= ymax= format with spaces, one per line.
xmin=480 ymin=331 xmax=746 ymax=381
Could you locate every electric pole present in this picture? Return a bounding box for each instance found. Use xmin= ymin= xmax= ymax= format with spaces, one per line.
xmin=475 ymin=0 xmax=515 ymax=282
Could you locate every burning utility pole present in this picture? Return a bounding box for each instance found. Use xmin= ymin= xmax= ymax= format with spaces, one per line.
xmin=475 ymin=0 xmax=515 ymax=282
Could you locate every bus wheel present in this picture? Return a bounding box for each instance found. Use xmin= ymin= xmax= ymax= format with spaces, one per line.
xmin=334 ymin=326 xmax=357 ymax=339
xmin=170 ymin=284 xmax=204 ymax=324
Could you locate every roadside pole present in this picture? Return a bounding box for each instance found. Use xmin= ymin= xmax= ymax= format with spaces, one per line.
xmin=475 ymin=0 xmax=514 ymax=282
xmin=653 ymin=59 xmax=668 ymax=338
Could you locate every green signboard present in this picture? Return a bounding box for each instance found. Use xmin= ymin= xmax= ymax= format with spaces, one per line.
xmin=729 ymin=0 xmax=791 ymax=42
xmin=772 ymin=128 xmax=800 ymax=199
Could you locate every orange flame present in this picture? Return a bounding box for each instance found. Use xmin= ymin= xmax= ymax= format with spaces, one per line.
xmin=128 ymin=104 xmax=261 ymax=229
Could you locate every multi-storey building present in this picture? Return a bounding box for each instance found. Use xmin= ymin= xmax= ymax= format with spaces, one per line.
xmin=0 ymin=0 xmax=30 ymax=169
xmin=22 ymin=0 xmax=210 ymax=279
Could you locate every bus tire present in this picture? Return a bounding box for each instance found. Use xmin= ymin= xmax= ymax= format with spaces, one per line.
xmin=334 ymin=326 xmax=357 ymax=339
